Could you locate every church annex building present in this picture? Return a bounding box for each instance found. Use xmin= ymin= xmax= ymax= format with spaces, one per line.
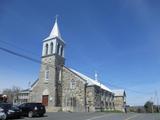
xmin=26 ymin=18 xmax=126 ymax=112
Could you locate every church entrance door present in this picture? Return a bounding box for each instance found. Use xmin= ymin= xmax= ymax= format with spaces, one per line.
xmin=42 ymin=95 xmax=48 ymax=106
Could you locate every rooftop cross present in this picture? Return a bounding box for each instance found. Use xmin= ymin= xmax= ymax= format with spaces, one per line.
xmin=95 ymin=71 xmax=98 ymax=82
xmin=55 ymin=14 xmax=59 ymax=22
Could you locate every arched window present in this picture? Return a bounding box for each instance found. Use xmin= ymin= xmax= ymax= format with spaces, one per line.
xmin=45 ymin=70 xmax=49 ymax=80
xmin=57 ymin=43 xmax=60 ymax=54
xmin=45 ymin=66 xmax=49 ymax=81
xmin=50 ymin=42 xmax=53 ymax=54
xmin=45 ymin=44 xmax=48 ymax=55
xmin=58 ymin=69 xmax=62 ymax=83
xmin=60 ymin=46 xmax=63 ymax=56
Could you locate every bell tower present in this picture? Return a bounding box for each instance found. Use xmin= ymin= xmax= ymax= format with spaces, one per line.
xmin=42 ymin=17 xmax=65 ymax=63
xmin=40 ymin=17 xmax=65 ymax=108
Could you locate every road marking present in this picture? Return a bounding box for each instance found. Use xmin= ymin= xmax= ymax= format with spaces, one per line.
xmin=125 ymin=114 xmax=140 ymax=120
xmin=86 ymin=114 xmax=113 ymax=120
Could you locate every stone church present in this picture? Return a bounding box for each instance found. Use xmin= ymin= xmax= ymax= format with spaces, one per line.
xmin=29 ymin=18 xmax=126 ymax=112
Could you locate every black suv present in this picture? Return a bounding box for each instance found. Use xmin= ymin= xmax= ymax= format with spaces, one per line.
xmin=19 ymin=103 xmax=46 ymax=118
xmin=0 ymin=103 xmax=22 ymax=119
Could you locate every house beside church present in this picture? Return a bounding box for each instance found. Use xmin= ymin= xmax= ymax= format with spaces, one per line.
xmin=17 ymin=18 xmax=126 ymax=112
xmin=13 ymin=89 xmax=30 ymax=104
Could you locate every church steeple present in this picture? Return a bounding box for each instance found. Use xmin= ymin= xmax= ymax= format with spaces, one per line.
xmin=31 ymin=16 xmax=65 ymax=109
xmin=49 ymin=17 xmax=62 ymax=39
xmin=45 ymin=16 xmax=63 ymax=41
xmin=42 ymin=17 xmax=65 ymax=58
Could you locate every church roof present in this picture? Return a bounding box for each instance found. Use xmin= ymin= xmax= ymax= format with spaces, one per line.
xmin=44 ymin=17 xmax=62 ymax=41
xmin=69 ymin=68 xmax=112 ymax=92
xmin=112 ymin=89 xmax=126 ymax=97
xmin=30 ymin=79 xmax=39 ymax=90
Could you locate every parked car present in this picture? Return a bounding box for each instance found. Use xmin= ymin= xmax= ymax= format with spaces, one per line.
xmin=0 ymin=107 xmax=6 ymax=120
xmin=0 ymin=103 xmax=22 ymax=119
xmin=19 ymin=103 xmax=46 ymax=118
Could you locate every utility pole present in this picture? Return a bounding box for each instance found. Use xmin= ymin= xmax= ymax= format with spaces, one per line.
xmin=151 ymin=91 xmax=158 ymax=113
xmin=157 ymin=91 xmax=160 ymax=112
xmin=155 ymin=90 xmax=159 ymax=113
xmin=150 ymin=97 xmax=154 ymax=113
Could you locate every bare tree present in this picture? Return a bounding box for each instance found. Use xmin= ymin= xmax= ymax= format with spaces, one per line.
xmin=2 ymin=86 xmax=21 ymax=103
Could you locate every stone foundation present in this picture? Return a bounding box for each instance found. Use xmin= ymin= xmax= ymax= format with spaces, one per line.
xmin=46 ymin=106 xmax=62 ymax=112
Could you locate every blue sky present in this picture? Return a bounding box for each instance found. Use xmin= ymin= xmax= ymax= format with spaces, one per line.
xmin=0 ymin=0 xmax=160 ymax=105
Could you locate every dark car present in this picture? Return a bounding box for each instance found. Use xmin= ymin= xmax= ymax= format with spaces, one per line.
xmin=0 ymin=107 xmax=7 ymax=120
xmin=0 ymin=103 xmax=22 ymax=119
xmin=19 ymin=103 xmax=46 ymax=118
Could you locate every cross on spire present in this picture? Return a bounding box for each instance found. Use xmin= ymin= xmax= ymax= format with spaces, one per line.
xmin=95 ymin=71 xmax=98 ymax=82
xmin=55 ymin=14 xmax=59 ymax=22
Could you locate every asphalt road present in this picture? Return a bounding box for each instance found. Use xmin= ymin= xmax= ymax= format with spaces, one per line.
xmin=19 ymin=113 xmax=160 ymax=120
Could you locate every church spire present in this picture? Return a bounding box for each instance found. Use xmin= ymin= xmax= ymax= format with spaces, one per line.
xmin=45 ymin=15 xmax=62 ymax=40
xmin=50 ymin=15 xmax=62 ymax=39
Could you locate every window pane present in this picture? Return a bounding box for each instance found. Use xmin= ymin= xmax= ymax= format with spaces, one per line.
xmin=45 ymin=70 xmax=49 ymax=80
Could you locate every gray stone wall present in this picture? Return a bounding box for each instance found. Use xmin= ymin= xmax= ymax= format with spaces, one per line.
xmin=114 ymin=96 xmax=125 ymax=111
xmin=29 ymin=55 xmax=116 ymax=112
xmin=30 ymin=55 xmax=63 ymax=112
xmin=86 ymin=86 xmax=95 ymax=112
xmin=62 ymin=67 xmax=86 ymax=112
xmin=86 ymin=85 xmax=115 ymax=112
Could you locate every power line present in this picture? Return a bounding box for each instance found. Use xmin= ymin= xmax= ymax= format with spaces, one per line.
xmin=0 ymin=46 xmax=155 ymax=95
xmin=106 ymin=81 xmax=153 ymax=95
xmin=0 ymin=39 xmax=39 ymax=57
xmin=0 ymin=46 xmax=40 ymax=63
xmin=0 ymin=46 xmax=54 ymax=69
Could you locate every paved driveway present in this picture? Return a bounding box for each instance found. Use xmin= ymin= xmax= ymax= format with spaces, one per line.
xmin=22 ymin=112 xmax=160 ymax=120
